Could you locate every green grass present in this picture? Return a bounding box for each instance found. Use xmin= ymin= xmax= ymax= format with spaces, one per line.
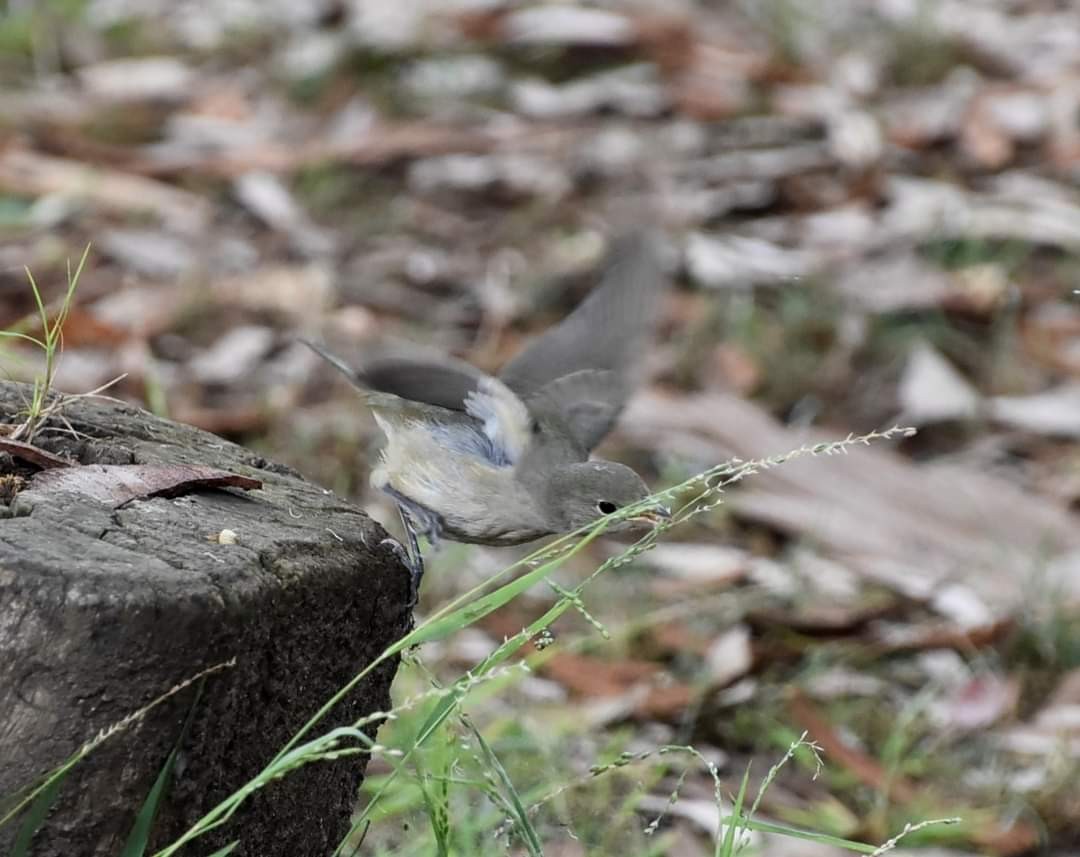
xmin=0 ymin=0 xmax=87 ymax=79
xmin=0 ymin=660 xmax=234 ymax=856
xmin=0 ymin=244 xmax=90 ymax=442
xmin=139 ymin=427 xmax=915 ymax=856
xmin=3 ymin=425 xmax=968 ymax=857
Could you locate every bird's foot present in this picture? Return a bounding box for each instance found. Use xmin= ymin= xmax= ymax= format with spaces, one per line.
xmin=380 ymin=489 xmax=444 ymax=607
xmin=382 ymin=488 xmax=443 ymax=544
xmin=381 ymin=537 xmax=424 ymax=608
xmin=380 ymin=535 xmax=411 ymax=570
xmin=404 ymin=550 xmax=425 ymax=609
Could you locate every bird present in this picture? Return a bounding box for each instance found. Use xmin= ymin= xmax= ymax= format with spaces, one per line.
xmin=303 ymin=230 xmax=671 ymax=599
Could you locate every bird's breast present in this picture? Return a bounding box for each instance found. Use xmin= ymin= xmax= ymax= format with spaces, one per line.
xmin=371 ymin=419 xmax=551 ymax=546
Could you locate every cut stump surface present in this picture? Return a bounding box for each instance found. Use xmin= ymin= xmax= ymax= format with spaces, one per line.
xmin=0 ymin=383 xmax=411 ymax=857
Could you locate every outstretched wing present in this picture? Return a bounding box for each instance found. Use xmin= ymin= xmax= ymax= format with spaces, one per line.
xmin=525 ymin=369 xmax=622 ymax=454
xmin=301 ymin=339 xmax=532 ymax=467
xmin=499 ymin=230 xmax=667 ymax=451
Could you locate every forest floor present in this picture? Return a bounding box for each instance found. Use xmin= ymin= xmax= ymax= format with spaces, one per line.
xmin=2 ymin=1 xmax=1080 ymax=854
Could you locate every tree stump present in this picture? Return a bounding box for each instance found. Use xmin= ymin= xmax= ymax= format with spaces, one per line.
xmin=0 ymin=383 xmax=412 ymax=856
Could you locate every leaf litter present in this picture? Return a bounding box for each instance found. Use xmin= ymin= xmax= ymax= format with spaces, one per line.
xmin=2 ymin=0 xmax=1079 ymax=852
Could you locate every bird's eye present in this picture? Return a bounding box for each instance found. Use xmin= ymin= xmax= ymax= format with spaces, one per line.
xmin=597 ymin=501 xmax=617 ymax=515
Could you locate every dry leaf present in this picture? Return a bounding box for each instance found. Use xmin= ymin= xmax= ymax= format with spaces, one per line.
xmin=898 ymin=343 xmax=980 ymax=425
xmin=988 ymin=385 xmax=1080 ymax=438
xmin=624 ymin=391 xmax=1080 ymax=611
xmin=0 ymin=438 xmax=73 ymax=470
xmin=28 ymin=463 xmax=261 ymax=508
xmin=703 ymin=624 xmax=754 ymax=688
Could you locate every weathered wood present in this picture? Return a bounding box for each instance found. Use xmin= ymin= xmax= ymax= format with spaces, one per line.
xmin=0 ymin=383 xmax=411 ymax=856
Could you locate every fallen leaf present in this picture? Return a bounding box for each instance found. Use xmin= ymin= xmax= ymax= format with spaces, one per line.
xmin=0 ymin=146 xmax=210 ymax=232
xmin=510 ymin=65 xmax=667 ymax=120
xmin=542 ymin=651 xmax=659 ymax=697
xmin=708 ymin=343 xmax=762 ymax=395
xmin=500 ymin=7 xmax=636 ymax=47
xmin=0 ymin=438 xmax=73 ymax=470
xmin=128 ymin=121 xmax=509 ymax=179
xmin=703 ymin=624 xmax=754 ymax=687
xmin=995 ymin=668 xmax=1080 ymax=760
xmin=930 ymin=583 xmax=995 ymax=631
xmin=931 ymin=674 xmax=1019 ymax=733
xmin=77 ymin=56 xmax=196 ymax=103
xmin=640 ymin=622 xmax=710 ymax=658
xmin=213 ymin=265 xmax=335 ymax=319
xmin=1021 ymin=302 xmax=1080 ymax=374
xmin=898 ymin=343 xmax=981 ymax=425
xmin=623 ymin=391 xmax=1080 ymax=611
xmin=802 ymin=668 xmax=887 ymax=700
xmin=948 ymin=264 xmax=1009 ymax=315
xmin=642 ymin=543 xmax=749 ymax=585
xmin=685 ymin=231 xmax=819 ymax=289
xmin=832 ymin=253 xmax=953 ymax=313
xmin=29 ymin=463 xmax=261 ymax=508
xmin=189 ymin=326 xmax=276 ymax=385
xmin=233 ymin=171 xmax=335 ymax=256
xmin=44 ymin=308 xmax=129 ymax=349
xmin=748 ymin=592 xmax=897 ymax=635
xmin=868 ymin=618 xmax=1013 ymax=656
xmin=988 ymin=384 xmax=1080 ymax=438
xmin=638 ymin=681 xmax=698 ymax=720
xmin=635 ymin=795 xmax=726 ymax=839
xmin=99 ymin=228 xmax=196 ymax=279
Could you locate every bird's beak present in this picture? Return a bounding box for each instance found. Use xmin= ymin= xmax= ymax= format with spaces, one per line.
xmin=630 ymin=505 xmax=672 ymax=527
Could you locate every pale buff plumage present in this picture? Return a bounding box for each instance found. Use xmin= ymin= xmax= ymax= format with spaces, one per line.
xmin=302 ymin=230 xmax=670 ymax=586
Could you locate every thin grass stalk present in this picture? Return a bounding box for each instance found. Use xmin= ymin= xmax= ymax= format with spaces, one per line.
xmin=145 ymin=427 xmax=911 ymax=855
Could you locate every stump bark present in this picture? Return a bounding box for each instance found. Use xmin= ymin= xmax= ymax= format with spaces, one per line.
xmin=0 ymin=383 xmax=412 ymax=856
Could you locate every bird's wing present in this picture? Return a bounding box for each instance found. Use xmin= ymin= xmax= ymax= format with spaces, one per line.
xmin=302 ymin=338 xmax=484 ymax=410
xmin=525 ymin=369 xmax=622 ymax=454
xmin=498 ymin=230 xmax=667 ymax=451
xmin=301 ymin=338 xmax=532 ymax=466
xmin=463 ymin=376 xmax=534 ymax=465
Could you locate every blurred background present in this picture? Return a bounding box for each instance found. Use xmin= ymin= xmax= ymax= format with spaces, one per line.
xmin=2 ymin=1 xmax=1080 ymax=854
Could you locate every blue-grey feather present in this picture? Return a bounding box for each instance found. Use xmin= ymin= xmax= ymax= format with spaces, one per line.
xmin=428 ymin=422 xmax=513 ymax=467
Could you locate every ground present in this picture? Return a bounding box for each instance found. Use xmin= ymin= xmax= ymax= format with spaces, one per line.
xmin=1 ymin=1 xmax=1079 ymax=855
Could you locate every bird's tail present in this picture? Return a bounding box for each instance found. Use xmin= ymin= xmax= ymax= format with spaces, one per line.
xmin=300 ymin=337 xmax=442 ymax=423
xmin=299 ymin=337 xmax=366 ymax=389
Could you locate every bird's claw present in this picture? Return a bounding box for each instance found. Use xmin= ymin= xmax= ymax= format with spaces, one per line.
xmin=380 ymin=535 xmax=410 ymax=567
xmin=380 ymin=535 xmax=424 ymax=609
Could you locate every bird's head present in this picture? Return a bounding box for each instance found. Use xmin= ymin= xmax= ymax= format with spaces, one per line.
xmin=541 ymin=460 xmax=670 ymax=533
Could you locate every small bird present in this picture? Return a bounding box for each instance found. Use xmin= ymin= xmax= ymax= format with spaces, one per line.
xmin=303 ymin=231 xmax=671 ymax=597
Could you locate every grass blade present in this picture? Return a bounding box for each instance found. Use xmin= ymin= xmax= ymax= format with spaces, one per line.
xmin=0 ymin=331 xmax=46 ymax=348
xmin=23 ymin=266 xmax=48 ymax=338
xmin=119 ymin=760 xmax=173 ymax=857
xmin=719 ymin=764 xmax=750 ymax=857
xmin=119 ymin=680 xmax=206 ymax=857
xmin=465 ymin=718 xmax=543 ymax=857
xmin=151 ymin=428 xmax=914 ymax=857
xmin=733 ymin=817 xmax=878 ymax=854
xmin=51 ymin=244 xmax=91 ymax=342
xmin=203 ymin=842 xmax=240 ymax=857
xmin=415 ymin=754 xmax=451 ymax=857
xmin=8 ymin=775 xmax=63 ymax=857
